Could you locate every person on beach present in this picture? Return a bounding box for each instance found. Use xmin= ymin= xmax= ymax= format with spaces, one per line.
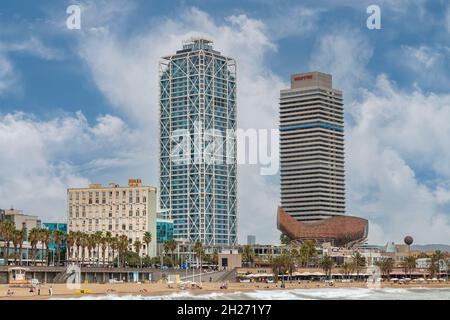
xmin=48 ymin=286 xmax=53 ymax=296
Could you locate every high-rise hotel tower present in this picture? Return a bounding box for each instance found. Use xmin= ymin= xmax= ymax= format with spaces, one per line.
xmin=159 ymin=38 xmax=237 ymax=246
xmin=280 ymin=72 xmax=345 ymax=222
xmin=277 ymin=72 xmax=367 ymax=245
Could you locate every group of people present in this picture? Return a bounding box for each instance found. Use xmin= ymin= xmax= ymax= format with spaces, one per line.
xmin=27 ymin=285 xmax=53 ymax=296
xmin=5 ymin=285 xmax=53 ymax=297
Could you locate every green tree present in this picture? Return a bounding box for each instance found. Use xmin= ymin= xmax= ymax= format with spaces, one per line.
xmin=401 ymin=256 xmax=416 ymax=278
xmin=319 ymin=254 xmax=335 ymax=280
xmin=40 ymin=229 xmax=52 ymax=266
xmin=272 ymin=254 xmax=295 ymax=281
xmin=164 ymin=239 xmax=177 ymax=265
xmin=341 ymin=261 xmax=354 ymax=279
xmin=66 ymin=231 xmax=76 ymax=265
xmin=133 ymin=240 xmax=142 ymax=267
xmin=429 ymin=250 xmax=446 ymax=278
xmin=0 ymin=220 xmax=15 ymax=265
xmin=53 ymin=230 xmax=65 ymax=267
xmin=12 ymin=229 xmax=23 ymax=265
xmin=143 ymin=232 xmax=152 ymax=256
xmin=93 ymin=231 xmax=103 ymax=266
xmin=351 ymin=252 xmax=366 ymax=280
xmin=299 ymin=240 xmax=317 ymax=267
xmin=110 ymin=237 xmax=119 ymax=267
xmin=79 ymin=233 xmax=89 ymax=266
xmin=212 ymin=249 xmax=219 ymax=267
xmin=28 ymin=228 xmax=40 ymax=266
xmin=118 ymin=235 xmax=129 ymax=267
xmin=194 ymin=241 xmax=204 ymax=275
xmin=280 ymin=234 xmax=291 ymax=245
xmin=376 ymin=258 xmax=394 ymax=281
xmin=242 ymin=245 xmax=255 ymax=267
xmin=101 ymin=233 xmax=111 ymax=267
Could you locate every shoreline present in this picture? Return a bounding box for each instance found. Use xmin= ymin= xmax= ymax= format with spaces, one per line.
xmin=1 ymin=281 xmax=449 ymax=300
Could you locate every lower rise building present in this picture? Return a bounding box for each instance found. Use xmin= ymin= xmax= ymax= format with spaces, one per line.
xmin=67 ymin=179 xmax=157 ymax=258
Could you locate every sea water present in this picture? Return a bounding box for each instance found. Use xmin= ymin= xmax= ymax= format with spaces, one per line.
xmin=67 ymin=288 xmax=450 ymax=300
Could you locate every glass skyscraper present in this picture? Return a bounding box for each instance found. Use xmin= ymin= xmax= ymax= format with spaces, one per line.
xmin=159 ymin=38 xmax=237 ymax=246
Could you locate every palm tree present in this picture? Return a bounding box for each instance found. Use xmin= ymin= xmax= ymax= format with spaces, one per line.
xmin=28 ymin=228 xmax=40 ymax=266
xmin=242 ymin=245 xmax=255 ymax=267
xmin=376 ymin=258 xmax=394 ymax=281
xmin=299 ymin=240 xmax=317 ymax=267
xmin=12 ymin=229 xmax=23 ymax=265
xmin=74 ymin=231 xmax=83 ymax=264
xmin=17 ymin=229 xmax=25 ymax=266
xmin=143 ymin=232 xmax=152 ymax=256
xmin=212 ymin=249 xmax=219 ymax=267
xmin=194 ymin=241 xmax=204 ymax=283
xmin=341 ymin=261 xmax=354 ymax=280
xmin=53 ymin=230 xmax=65 ymax=267
xmin=110 ymin=237 xmax=119 ymax=267
xmin=103 ymin=232 xmax=112 ymax=266
xmin=165 ymin=239 xmax=177 ymax=265
xmin=40 ymin=229 xmax=51 ymax=266
xmin=272 ymin=254 xmax=295 ymax=281
xmin=87 ymin=234 xmax=97 ymax=267
xmin=430 ymin=250 xmax=446 ymax=278
xmin=79 ymin=233 xmax=88 ymax=267
xmin=0 ymin=220 xmax=15 ymax=265
xmin=320 ymin=254 xmax=334 ymax=280
xmin=401 ymin=256 xmax=416 ymax=278
xmin=280 ymin=234 xmax=291 ymax=245
xmin=133 ymin=240 xmax=142 ymax=267
xmin=66 ymin=231 xmax=76 ymax=265
xmin=100 ymin=236 xmax=107 ymax=267
xmin=93 ymin=231 xmax=103 ymax=266
xmin=118 ymin=235 xmax=129 ymax=267
xmin=351 ymin=252 xmax=366 ymax=280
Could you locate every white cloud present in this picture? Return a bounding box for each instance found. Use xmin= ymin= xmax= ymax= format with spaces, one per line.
xmin=74 ymin=6 xmax=285 ymax=243
xmin=309 ymin=29 xmax=373 ymax=100
xmin=267 ymin=6 xmax=322 ymax=40
xmin=445 ymin=6 xmax=450 ymax=33
xmin=306 ymin=27 xmax=450 ymax=245
xmin=3 ymin=37 xmax=63 ymax=60
xmin=347 ymin=75 xmax=450 ymax=244
xmin=0 ymin=112 xmax=142 ymax=223
xmin=0 ymin=36 xmax=63 ymax=96
xmin=402 ymin=45 xmax=441 ymax=69
xmin=0 ymin=54 xmax=17 ymax=96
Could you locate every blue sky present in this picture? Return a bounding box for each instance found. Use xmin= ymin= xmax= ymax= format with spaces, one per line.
xmin=1 ymin=0 xmax=450 ymax=245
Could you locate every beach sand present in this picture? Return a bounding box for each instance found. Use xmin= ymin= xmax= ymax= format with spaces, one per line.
xmin=1 ymin=281 xmax=449 ymax=300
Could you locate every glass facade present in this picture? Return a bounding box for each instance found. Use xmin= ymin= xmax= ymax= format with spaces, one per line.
xmin=43 ymin=223 xmax=67 ymax=250
xmin=159 ymin=38 xmax=237 ymax=246
xmin=156 ymin=219 xmax=174 ymax=243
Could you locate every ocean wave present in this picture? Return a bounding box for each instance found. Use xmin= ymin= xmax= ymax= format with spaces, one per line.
xmin=60 ymin=287 xmax=450 ymax=300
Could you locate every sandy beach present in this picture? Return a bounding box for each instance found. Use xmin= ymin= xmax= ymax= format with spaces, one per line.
xmin=1 ymin=281 xmax=449 ymax=300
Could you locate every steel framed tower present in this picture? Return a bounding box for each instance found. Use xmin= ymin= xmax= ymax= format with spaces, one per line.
xmin=159 ymin=38 xmax=237 ymax=246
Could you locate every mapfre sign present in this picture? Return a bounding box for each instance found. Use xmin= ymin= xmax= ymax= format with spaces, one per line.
xmin=293 ymin=75 xmax=313 ymax=81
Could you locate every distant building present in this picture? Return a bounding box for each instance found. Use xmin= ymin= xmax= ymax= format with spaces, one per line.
xmin=67 ymin=179 xmax=158 ymax=258
xmin=247 ymin=235 xmax=256 ymax=246
xmin=156 ymin=218 xmax=174 ymax=243
xmin=2 ymin=209 xmax=41 ymax=240
xmin=218 ymin=249 xmax=242 ymax=271
xmin=43 ymin=223 xmax=68 ymax=250
xmin=0 ymin=209 xmax=5 ymax=223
